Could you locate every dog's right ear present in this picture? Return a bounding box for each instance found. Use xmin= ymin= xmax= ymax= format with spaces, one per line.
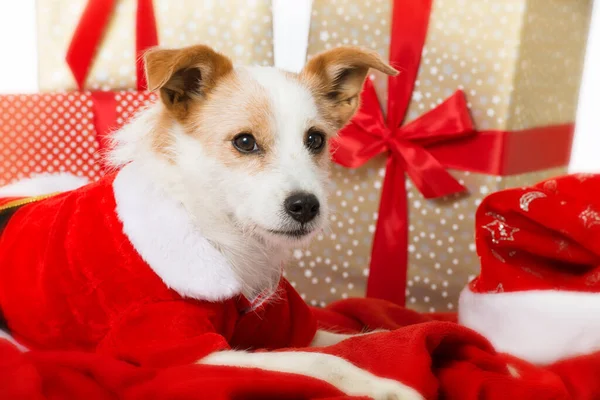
xmin=144 ymin=45 xmax=233 ymax=119
xmin=300 ymin=46 xmax=397 ymax=130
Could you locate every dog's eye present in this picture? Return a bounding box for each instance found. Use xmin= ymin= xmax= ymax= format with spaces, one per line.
xmin=232 ymin=133 xmax=259 ymax=154
xmin=305 ymin=129 xmax=326 ymax=154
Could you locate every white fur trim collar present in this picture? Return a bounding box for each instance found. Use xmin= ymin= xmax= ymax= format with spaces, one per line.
xmin=113 ymin=163 xmax=243 ymax=302
xmin=459 ymin=286 xmax=600 ymax=365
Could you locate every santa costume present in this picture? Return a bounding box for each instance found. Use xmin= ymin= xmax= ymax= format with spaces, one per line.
xmin=2 ymin=171 xmax=600 ymax=398
xmin=459 ymin=173 xmax=600 ymax=365
xmin=0 ymin=163 xmax=316 ymax=367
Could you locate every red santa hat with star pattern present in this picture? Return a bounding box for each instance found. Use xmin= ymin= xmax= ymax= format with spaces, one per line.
xmin=459 ymin=173 xmax=600 ymax=365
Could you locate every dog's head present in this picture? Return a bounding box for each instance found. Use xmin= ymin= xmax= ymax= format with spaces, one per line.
xmin=142 ymin=44 xmax=397 ymax=248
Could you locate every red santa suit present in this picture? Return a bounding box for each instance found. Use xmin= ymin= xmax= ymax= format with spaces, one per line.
xmin=0 ymin=164 xmax=316 ymax=367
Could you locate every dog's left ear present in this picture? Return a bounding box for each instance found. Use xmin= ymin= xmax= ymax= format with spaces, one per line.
xmin=144 ymin=45 xmax=233 ymax=119
xmin=300 ymin=46 xmax=398 ymax=129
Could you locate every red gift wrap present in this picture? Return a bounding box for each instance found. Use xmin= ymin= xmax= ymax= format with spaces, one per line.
xmin=1 ymin=0 xmax=159 ymax=185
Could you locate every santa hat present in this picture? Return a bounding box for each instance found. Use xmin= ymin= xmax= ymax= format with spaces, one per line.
xmin=459 ymin=173 xmax=600 ymax=365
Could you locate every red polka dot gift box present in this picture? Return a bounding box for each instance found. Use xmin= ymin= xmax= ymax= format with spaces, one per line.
xmin=0 ymin=93 xmax=101 ymax=185
xmin=1 ymin=0 xmax=159 ymax=186
xmin=283 ymin=0 xmax=592 ymax=312
xmin=0 ymin=91 xmax=156 ymax=186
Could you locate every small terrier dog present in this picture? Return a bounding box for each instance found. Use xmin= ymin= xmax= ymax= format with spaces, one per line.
xmin=0 ymin=44 xmax=421 ymax=400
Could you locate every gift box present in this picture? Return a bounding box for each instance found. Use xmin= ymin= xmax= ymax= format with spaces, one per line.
xmin=37 ymin=0 xmax=273 ymax=91
xmin=0 ymin=93 xmax=100 ymax=186
xmin=1 ymin=0 xmax=161 ymax=185
xmin=0 ymin=91 xmax=157 ymax=186
xmin=284 ymin=0 xmax=592 ymax=311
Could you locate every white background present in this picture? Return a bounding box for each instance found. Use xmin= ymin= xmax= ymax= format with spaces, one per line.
xmin=0 ymin=0 xmax=598 ymax=172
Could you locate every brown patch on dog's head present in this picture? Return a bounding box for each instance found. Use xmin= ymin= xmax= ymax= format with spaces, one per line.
xmin=182 ymin=70 xmax=275 ymax=174
xmin=299 ymin=46 xmax=398 ymax=130
xmin=144 ymin=45 xmax=234 ymax=121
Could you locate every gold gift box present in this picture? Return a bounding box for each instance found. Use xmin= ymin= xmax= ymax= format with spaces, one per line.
xmin=37 ymin=0 xmax=273 ymax=91
xmin=285 ymin=0 xmax=592 ymax=311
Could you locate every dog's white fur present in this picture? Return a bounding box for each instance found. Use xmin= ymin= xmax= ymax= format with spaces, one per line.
xmin=113 ymin=161 xmax=247 ymax=301
xmin=0 ymin=46 xmax=420 ymax=399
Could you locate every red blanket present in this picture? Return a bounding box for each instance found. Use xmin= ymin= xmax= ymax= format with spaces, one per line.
xmin=1 ymin=298 xmax=598 ymax=400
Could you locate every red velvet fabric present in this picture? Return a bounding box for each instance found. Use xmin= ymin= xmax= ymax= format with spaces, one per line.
xmin=2 ymin=300 xmax=600 ymax=399
xmin=470 ymin=173 xmax=600 ymax=293
xmin=0 ymin=175 xmax=316 ymax=367
xmin=2 ymin=174 xmax=600 ymax=398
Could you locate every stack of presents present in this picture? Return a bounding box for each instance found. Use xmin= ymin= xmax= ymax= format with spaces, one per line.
xmin=2 ymin=0 xmax=600 ymax=399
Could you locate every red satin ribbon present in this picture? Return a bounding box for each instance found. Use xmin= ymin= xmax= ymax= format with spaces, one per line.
xmin=66 ymin=0 xmax=116 ymax=90
xmin=135 ymin=0 xmax=159 ymax=90
xmin=332 ymin=0 xmax=574 ymax=305
xmin=66 ymin=0 xmax=158 ymax=90
xmin=66 ymin=0 xmax=158 ymax=164
xmin=90 ymin=92 xmax=118 ymax=158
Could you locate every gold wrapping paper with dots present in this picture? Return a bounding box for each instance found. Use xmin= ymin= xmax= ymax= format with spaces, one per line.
xmin=284 ymin=0 xmax=592 ymax=311
xmin=37 ymin=0 xmax=273 ymax=91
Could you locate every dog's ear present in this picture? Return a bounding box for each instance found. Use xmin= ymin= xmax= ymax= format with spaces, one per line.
xmin=144 ymin=45 xmax=233 ymax=118
xmin=300 ymin=46 xmax=398 ymax=129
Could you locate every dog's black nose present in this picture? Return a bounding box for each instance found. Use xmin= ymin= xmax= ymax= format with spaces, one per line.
xmin=284 ymin=192 xmax=320 ymax=223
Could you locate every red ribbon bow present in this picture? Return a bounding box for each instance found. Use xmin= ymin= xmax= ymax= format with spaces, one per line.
xmin=333 ymin=81 xmax=474 ymax=198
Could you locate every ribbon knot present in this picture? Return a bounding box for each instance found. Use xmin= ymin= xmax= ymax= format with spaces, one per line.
xmin=331 ymin=78 xmax=475 ymax=305
xmin=333 ymin=78 xmax=475 ymax=199
xmin=382 ymin=134 xmax=394 ymax=147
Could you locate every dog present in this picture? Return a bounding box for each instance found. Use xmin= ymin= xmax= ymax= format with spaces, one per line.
xmin=0 ymin=44 xmax=421 ymax=400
